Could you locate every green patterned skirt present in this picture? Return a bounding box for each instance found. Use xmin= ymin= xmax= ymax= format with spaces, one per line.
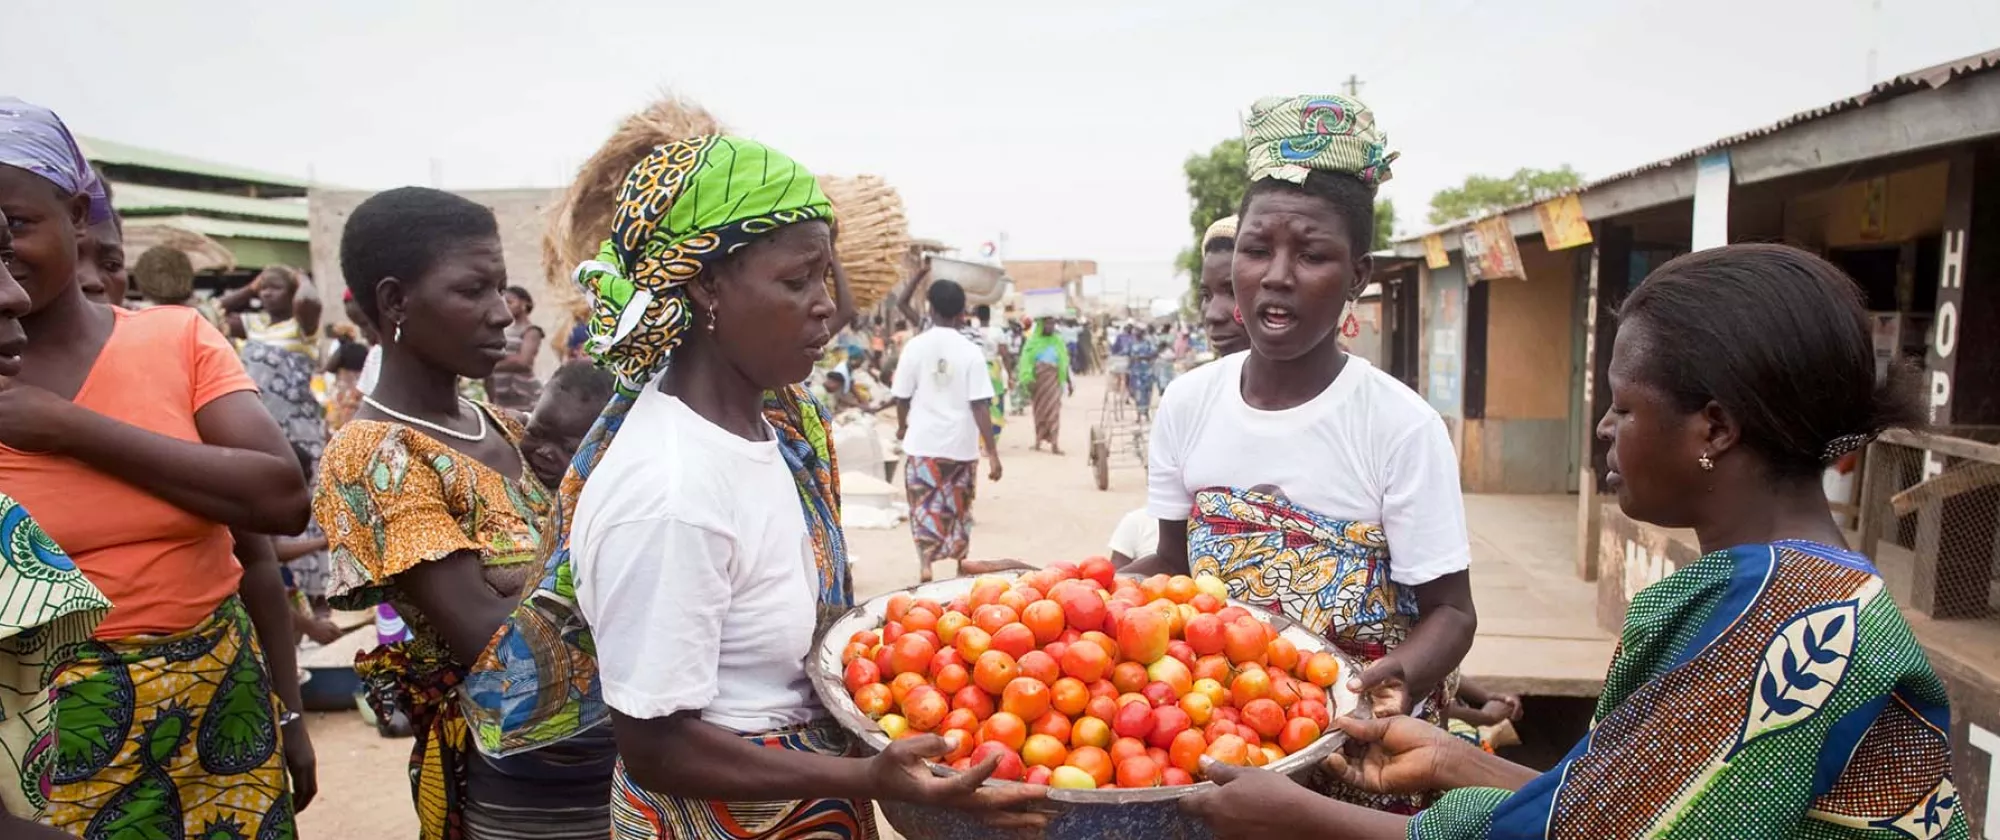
xmin=46 ymin=596 xmax=297 ymax=839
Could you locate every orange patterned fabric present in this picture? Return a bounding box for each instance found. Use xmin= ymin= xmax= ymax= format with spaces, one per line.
xmin=315 ymin=406 xmax=550 ymax=621
xmin=312 ymin=405 xmax=553 ymax=840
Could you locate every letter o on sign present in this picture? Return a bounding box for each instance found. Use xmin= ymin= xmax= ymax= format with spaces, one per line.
xmin=1935 ymin=300 xmax=1959 ymax=360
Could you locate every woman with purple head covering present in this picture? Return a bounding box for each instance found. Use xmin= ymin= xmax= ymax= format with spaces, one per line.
xmin=0 ymin=97 xmax=318 ymax=837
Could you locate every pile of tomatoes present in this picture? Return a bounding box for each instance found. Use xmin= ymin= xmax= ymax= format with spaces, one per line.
xmin=837 ymin=559 xmax=1347 ymax=790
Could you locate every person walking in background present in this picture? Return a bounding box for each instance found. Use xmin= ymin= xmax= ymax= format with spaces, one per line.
xmin=895 ymin=279 xmax=1001 ymax=583
xmin=0 ymin=97 xmax=317 ymax=835
xmin=1198 ymin=215 xmax=1251 ymax=357
xmin=323 ymin=316 xmax=375 ymax=430
xmin=1057 ymin=317 xmax=1081 ymax=372
xmin=487 ymin=285 xmax=546 ymax=411
xmin=314 ymin=187 xmax=616 ymax=839
xmin=1018 ymin=316 xmax=1071 ymax=453
xmin=1157 ymin=322 xmax=1183 ymax=391
xmin=222 ymin=264 xmax=328 ymax=463
xmin=1181 ymin=244 xmax=1971 ymax=840
xmin=1121 ymin=322 xmax=1158 ymax=420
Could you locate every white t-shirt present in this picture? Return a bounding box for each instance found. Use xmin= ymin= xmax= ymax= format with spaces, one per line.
xmin=1146 ymin=352 xmax=1471 ymax=586
xmin=892 ymin=326 xmax=996 ymax=462
xmin=1107 ymin=508 xmax=1159 ymax=561
xmin=571 ymin=382 xmax=819 ymax=733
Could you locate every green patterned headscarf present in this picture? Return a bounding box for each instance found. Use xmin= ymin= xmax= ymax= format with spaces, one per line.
xmin=573 ymin=136 xmax=834 ymax=393
xmin=459 ymin=136 xmax=851 ymax=758
xmin=1243 ymin=94 xmax=1398 ymax=187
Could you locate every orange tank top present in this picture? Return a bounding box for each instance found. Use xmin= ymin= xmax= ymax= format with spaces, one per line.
xmin=0 ymin=306 xmax=260 ymax=639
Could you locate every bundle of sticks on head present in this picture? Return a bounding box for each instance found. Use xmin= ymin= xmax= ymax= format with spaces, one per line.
xmin=542 ymin=94 xmax=912 ymax=326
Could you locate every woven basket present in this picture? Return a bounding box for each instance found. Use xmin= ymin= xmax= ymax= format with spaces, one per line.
xmin=541 ymin=94 xmax=725 ymax=324
xmin=542 ymin=95 xmax=909 ymax=318
xmin=122 ymin=223 xmax=237 ymax=273
xmin=820 ymin=174 xmax=908 ymax=309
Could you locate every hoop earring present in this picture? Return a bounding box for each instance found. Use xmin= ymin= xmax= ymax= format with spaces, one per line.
xmin=1698 ymin=452 xmax=1715 ymax=472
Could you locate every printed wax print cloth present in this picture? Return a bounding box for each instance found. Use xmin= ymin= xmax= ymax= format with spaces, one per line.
xmin=0 ymin=495 xmax=109 ymax=821
xmin=1242 ymin=93 xmax=1398 ymax=187
xmin=240 ymin=311 xmax=328 ymax=463
xmin=457 ymin=136 xmax=850 ymax=766
xmin=1411 ymin=541 xmax=1970 ymax=840
xmin=314 ymin=406 xmax=552 ymax=840
xmin=1188 ymin=486 xmax=1452 ymax=813
xmin=609 ymin=719 xmax=878 ymax=840
xmin=46 ymin=596 xmax=297 ymax=839
xmin=906 ymin=456 xmax=976 ymax=569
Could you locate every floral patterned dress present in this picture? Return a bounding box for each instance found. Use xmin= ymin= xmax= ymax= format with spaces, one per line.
xmin=312 ymin=406 xmax=553 ymax=840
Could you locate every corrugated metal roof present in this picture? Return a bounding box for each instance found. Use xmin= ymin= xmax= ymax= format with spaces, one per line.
xmin=80 ymin=135 xmax=310 ymax=190
xmin=1396 ymin=47 xmax=2000 ymax=244
xmin=129 ymin=215 xmax=311 ymax=243
xmin=112 ymin=182 xmax=309 ymax=224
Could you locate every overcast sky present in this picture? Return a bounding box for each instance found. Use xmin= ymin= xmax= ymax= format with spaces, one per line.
xmin=10 ymin=0 xmax=2000 ymax=297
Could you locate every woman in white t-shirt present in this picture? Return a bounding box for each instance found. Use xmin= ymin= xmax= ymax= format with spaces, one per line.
xmin=1132 ymin=95 xmax=1475 ymax=814
xmin=463 ymin=136 xmax=1043 ymax=839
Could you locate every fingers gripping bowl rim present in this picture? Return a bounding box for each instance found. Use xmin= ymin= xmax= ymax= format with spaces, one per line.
xmin=807 ymin=571 xmax=1368 ymax=806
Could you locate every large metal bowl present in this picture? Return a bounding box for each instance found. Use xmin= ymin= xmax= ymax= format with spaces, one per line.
xmin=808 ymin=573 xmax=1364 ymax=840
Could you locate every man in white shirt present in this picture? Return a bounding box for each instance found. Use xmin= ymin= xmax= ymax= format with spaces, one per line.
xmin=893 ymin=279 xmax=1000 ymax=582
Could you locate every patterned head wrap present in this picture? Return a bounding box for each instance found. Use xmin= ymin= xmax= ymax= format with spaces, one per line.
xmin=459 ymin=136 xmax=851 ymax=758
xmin=572 ymin=136 xmax=833 ymax=394
xmin=1203 ymin=215 xmax=1239 ymax=250
xmin=1242 ymin=94 xmax=1398 ymax=188
xmin=0 ymin=97 xmax=112 ymax=225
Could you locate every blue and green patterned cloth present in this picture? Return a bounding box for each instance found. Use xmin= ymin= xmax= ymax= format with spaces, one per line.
xmin=0 ymin=494 xmax=108 ymax=821
xmin=1411 ymin=541 xmax=1968 ymax=839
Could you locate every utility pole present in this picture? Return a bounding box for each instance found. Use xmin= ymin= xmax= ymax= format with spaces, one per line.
xmin=1342 ymin=74 xmax=1364 ymax=98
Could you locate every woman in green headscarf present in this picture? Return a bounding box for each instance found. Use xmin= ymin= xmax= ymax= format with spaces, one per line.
xmin=1016 ymin=316 xmax=1071 ymax=454
xmin=457 ymin=136 xmax=1044 ymax=840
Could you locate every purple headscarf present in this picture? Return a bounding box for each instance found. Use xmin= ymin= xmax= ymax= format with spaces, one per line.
xmin=0 ymin=97 xmax=112 ymax=225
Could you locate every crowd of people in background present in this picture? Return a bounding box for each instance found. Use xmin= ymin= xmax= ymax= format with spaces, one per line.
xmin=0 ymin=84 xmax=1975 ymax=840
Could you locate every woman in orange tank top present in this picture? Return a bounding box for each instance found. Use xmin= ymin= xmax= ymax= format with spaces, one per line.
xmin=0 ymin=97 xmax=316 ymax=838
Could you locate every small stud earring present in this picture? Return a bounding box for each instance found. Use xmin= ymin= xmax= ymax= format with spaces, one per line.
xmin=1698 ymin=452 xmax=1715 ymax=472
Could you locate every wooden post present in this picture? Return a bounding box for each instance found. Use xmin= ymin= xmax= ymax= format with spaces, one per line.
xmin=1574 ymin=239 xmax=1604 ymax=582
xmin=1575 ymin=223 xmax=1630 ymax=582
xmin=1856 ymin=441 xmax=1890 ymax=560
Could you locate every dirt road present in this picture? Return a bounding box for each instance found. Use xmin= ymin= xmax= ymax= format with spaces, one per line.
xmin=296 ymin=371 xmax=1140 ymax=838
